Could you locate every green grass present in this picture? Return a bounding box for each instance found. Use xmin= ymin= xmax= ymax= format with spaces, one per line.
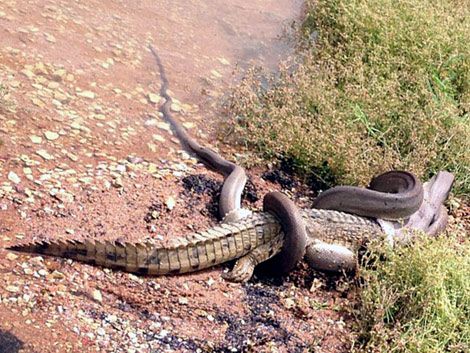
xmin=226 ymin=0 xmax=470 ymax=195
xmin=353 ymin=234 xmax=470 ymax=352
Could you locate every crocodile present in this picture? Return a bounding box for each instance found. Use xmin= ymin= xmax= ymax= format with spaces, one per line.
xmin=7 ymin=207 xmax=380 ymax=282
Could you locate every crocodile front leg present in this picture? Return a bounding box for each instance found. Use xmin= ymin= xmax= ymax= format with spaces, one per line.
xmin=222 ymin=235 xmax=284 ymax=282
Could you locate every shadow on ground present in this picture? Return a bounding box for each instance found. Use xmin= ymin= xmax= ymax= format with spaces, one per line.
xmin=0 ymin=330 xmax=23 ymax=353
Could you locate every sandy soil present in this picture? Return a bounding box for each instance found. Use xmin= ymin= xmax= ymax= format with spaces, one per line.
xmin=0 ymin=1 xmax=359 ymax=352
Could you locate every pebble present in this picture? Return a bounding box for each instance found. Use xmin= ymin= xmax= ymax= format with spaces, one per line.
xmin=67 ymin=153 xmax=79 ymax=162
xmin=144 ymin=118 xmax=159 ymax=126
xmin=8 ymin=171 xmax=21 ymax=184
xmin=112 ymin=178 xmax=123 ymax=188
xmin=36 ymin=149 xmax=54 ymax=160
xmin=106 ymin=314 xmax=118 ymax=323
xmin=178 ymin=297 xmax=188 ymax=305
xmin=115 ymin=164 xmax=126 ymax=173
xmin=126 ymin=156 xmax=143 ymax=164
xmin=44 ymin=33 xmax=56 ymax=43
xmin=44 ymin=131 xmax=59 ymax=141
xmin=147 ymin=93 xmax=161 ymax=104
xmin=78 ymin=177 xmax=93 ymax=184
xmin=55 ymin=190 xmax=74 ymax=203
xmin=76 ymin=90 xmax=95 ymax=99
xmin=30 ymin=135 xmax=43 ymax=144
xmin=182 ymin=122 xmax=195 ymax=129
xmin=210 ymin=69 xmax=223 ymax=78
xmin=165 ymin=196 xmax=176 ymax=210
xmin=170 ymin=102 xmax=182 ymax=112
xmin=158 ymin=330 xmax=169 ymax=338
xmin=156 ymin=122 xmax=171 ymax=131
xmin=6 ymin=253 xmax=19 ymax=261
xmin=283 ymin=298 xmax=296 ymax=309
xmin=92 ymin=289 xmax=103 ymax=303
xmin=152 ymin=134 xmax=165 ymax=143
xmin=6 ymin=285 xmax=20 ymax=293
xmin=151 ymin=211 xmax=160 ymax=219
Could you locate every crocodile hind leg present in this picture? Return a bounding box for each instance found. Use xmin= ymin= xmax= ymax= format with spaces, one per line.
xmin=222 ymin=236 xmax=284 ymax=282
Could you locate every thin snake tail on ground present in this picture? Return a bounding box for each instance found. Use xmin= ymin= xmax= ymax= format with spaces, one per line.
xmin=148 ymin=44 xmax=247 ymax=219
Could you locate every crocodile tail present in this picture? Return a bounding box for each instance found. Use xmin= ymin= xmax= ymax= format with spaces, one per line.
xmin=6 ymin=239 xmax=169 ymax=275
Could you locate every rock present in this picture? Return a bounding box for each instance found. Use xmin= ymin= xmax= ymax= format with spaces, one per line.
xmin=210 ymin=69 xmax=222 ymax=78
xmin=51 ymin=270 xmax=65 ymax=279
xmin=115 ymin=164 xmax=126 ymax=173
xmin=92 ymin=289 xmax=103 ymax=303
xmin=127 ymin=156 xmax=143 ymax=164
xmin=36 ymin=149 xmax=54 ymax=160
xmin=182 ymin=122 xmax=195 ymax=129
xmin=30 ymin=135 xmax=43 ymax=144
xmin=144 ymin=118 xmax=159 ymax=127
xmin=106 ymin=314 xmax=118 ymax=323
xmin=21 ymin=69 xmax=34 ymax=79
xmin=67 ymin=153 xmax=78 ymax=162
xmin=78 ymin=177 xmax=93 ymax=184
xmin=8 ymin=171 xmax=21 ymax=184
xmin=76 ymin=90 xmax=95 ymax=99
xmin=151 ymin=211 xmax=160 ymax=219
xmin=147 ymin=93 xmax=161 ymax=104
xmin=6 ymin=285 xmax=20 ymax=293
xmin=44 ymin=131 xmax=59 ymax=141
xmin=44 ymin=33 xmax=56 ymax=43
xmin=70 ymin=121 xmax=82 ymax=130
xmin=55 ymin=190 xmax=74 ymax=203
xmin=112 ymin=178 xmax=123 ymax=188
xmin=178 ymin=297 xmax=188 ymax=305
xmin=51 ymin=69 xmax=67 ymax=82
xmin=156 ymin=122 xmax=171 ymax=131
xmin=283 ymin=298 xmax=296 ymax=309
xmin=23 ymin=167 xmax=32 ymax=175
xmin=218 ymin=57 xmax=230 ymax=65
xmin=152 ymin=134 xmax=165 ymax=143
xmin=53 ymin=91 xmax=68 ymax=103
xmin=165 ymin=196 xmax=176 ymax=210
xmin=6 ymin=253 xmax=19 ymax=261
xmin=170 ymin=102 xmax=182 ymax=112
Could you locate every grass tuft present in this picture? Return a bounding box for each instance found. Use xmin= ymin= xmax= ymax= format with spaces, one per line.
xmin=226 ymin=0 xmax=470 ymax=195
xmin=354 ymin=233 xmax=470 ymax=352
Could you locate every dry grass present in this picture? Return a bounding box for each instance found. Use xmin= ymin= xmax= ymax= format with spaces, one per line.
xmin=225 ymin=0 xmax=470 ymax=195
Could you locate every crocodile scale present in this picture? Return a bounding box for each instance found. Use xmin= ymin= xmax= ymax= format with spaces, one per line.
xmin=7 ymin=209 xmax=382 ymax=275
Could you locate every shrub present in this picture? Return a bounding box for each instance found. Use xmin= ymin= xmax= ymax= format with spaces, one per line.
xmin=226 ymin=0 xmax=470 ymax=195
xmin=354 ymin=233 xmax=469 ymax=352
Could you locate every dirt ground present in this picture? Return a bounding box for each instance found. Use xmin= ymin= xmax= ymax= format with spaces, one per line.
xmin=0 ymin=1 xmax=360 ymax=352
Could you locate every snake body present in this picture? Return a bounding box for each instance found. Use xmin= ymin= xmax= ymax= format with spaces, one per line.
xmin=149 ymin=45 xmax=425 ymax=274
xmin=312 ymin=171 xmax=424 ymax=220
xmin=149 ymin=46 xmax=247 ymax=219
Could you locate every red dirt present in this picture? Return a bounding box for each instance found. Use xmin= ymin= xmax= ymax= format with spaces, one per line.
xmin=0 ymin=1 xmax=357 ymax=352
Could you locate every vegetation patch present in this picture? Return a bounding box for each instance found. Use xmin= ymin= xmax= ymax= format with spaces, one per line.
xmin=353 ymin=233 xmax=469 ymax=352
xmin=226 ymin=0 xmax=469 ymax=195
